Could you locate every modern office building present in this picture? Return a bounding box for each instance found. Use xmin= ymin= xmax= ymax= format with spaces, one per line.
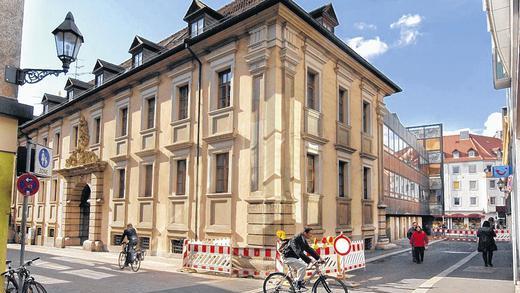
xmin=11 ymin=0 xmax=401 ymax=260
xmin=382 ymin=112 xmax=432 ymax=241
xmin=442 ymin=131 xmax=503 ymax=229
xmin=407 ymin=123 xmax=445 ymax=227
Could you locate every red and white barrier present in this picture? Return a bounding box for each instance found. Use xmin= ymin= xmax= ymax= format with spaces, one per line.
xmin=182 ymin=236 xmax=366 ymax=278
xmin=182 ymin=239 xmax=232 ymax=274
xmin=431 ymin=228 xmax=510 ymax=242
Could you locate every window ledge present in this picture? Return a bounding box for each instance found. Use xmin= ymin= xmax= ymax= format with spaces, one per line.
xmin=90 ymin=143 xmax=101 ymax=149
xmin=206 ymin=193 xmax=232 ymax=198
xmin=137 ymin=196 xmax=154 ymax=201
xmin=140 ymin=128 xmax=157 ymax=135
xmin=209 ymin=106 xmax=233 ymax=116
xmin=171 ymin=118 xmax=190 ymax=127
xmin=168 ymin=195 xmax=188 ymax=200
xmin=112 ymin=198 xmax=126 ymax=202
xmin=115 ymin=135 xmax=128 ymax=142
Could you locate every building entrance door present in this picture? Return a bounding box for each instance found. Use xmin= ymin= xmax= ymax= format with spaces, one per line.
xmin=79 ymin=185 xmax=90 ymax=245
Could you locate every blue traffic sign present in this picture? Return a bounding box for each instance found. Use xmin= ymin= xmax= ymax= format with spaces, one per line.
xmin=38 ymin=148 xmax=50 ymax=168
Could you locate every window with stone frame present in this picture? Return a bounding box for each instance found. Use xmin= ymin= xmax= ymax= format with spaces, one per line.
xmin=306 ymin=154 xmax=317 ymax=194
xmin=145 ymin=96 xmax=156 ymax=129
xmin=468 ymin=164 xmax=477 ymax=173
xmin=117 ymin=168 xmax=125 ymax=199
xmin=143 ymin=164 xmax=153 ymax=197
xmin=338 ymin=88 xmax=348 ymax=124
xmin=93 ymin=116 xmax=101 ymax=144
xmin=453 ymin=180 xmax=460 ymax=190
xmin=51 ymin=179 xmax=58 ymax=202
xmin=215 ymin=153 xmax=229 ymax=193
xmin=363 ymin=167 xmax=371 ymax=199
xmin=452 ymin=166 xmax=460 ymax=174
xmin=454 ymin=197 xmax=460 ymax=206
xmin=176 ymin=159 xmax=187 ymax=195
xmin=338 ymin=161 xmax=349 ymax=197
xmin=178 ymin=85 xmax=189 ymax=120
xmin=362 ymin=101 xmax=371 ymax=134
xmin=470 ymin=197 xmax=477 ymax=206
xmin=307 ymin=70 xmax=319 ymax=110
xmin=469 ymin=180 xmax=478 ymax=190
xmin=53 ymin=132 xmax=60 ymax=155
xmin=119 ymin=106 xmax=128 ymax=137
xmin=489 ymin=180 xmax=496 ymax=189
xmin=490 ymin=197 xmax=496 ymax=205
xmin=217 ymin=69 xmax=231 ymax=109
xmin=72 ymin=125 xmax=79 ymax=149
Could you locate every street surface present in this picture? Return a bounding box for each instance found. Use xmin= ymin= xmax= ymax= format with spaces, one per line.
xmin=6 ymin=240 xmax=513 ymax=292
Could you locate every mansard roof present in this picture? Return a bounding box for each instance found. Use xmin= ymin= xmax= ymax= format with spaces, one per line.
xmin=309 ymin=3 xmax=339 ymax=26
xmin=42 ymin=93 xmax=66 ymax=104
xmin=183 ymin=0 xmax=223 ymax=22
xmin=128 ymin=35 xmax=163 ymax=54
xmin=64 ymin=77 xmax=93 ymax=91
xmin=92 ymin=59 xmax=125 ymax=74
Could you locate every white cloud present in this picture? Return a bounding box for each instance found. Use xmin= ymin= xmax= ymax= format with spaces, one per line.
xmin=482 ymin=112 xmax=503 ymax=137
xmin=390 ymin=14 xmax=423 ymax=46
xmin=354 ymin=22 xmax=377 ymax=30
xmin=346 ymin=36 xmax=389 ymax=60
xmin=444 ymin=112 xmax=503 ymax=137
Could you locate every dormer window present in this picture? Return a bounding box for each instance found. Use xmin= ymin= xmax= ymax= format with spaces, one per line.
xmin=67 ymin=90 xmax=74 ymax=101
xmin=95 ymin=73 xmax=104 ymax=87
xmin=452 ymin=150 xmax=460 ymax=158
xmin=468 ymin=149 xmax=477 ymax=157
xmin=309 ymin=4 xmax=339 ymax=33
xmin=43 ymin=104 xmax=48 ymax=114
xmin=133 ymin=51 xmax=143 ymax=68
xmin=190 ymin=17 xmax=204 ymax=37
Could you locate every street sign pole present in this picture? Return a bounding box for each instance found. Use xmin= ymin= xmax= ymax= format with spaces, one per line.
xmin=19 ymin=142 xmax=32 ymax=267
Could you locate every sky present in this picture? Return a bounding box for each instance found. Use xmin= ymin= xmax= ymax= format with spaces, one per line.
xmin=18 ymin=0 xmax=506 ymax=136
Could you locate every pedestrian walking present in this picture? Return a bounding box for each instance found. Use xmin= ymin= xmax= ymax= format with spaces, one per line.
xmin=407 ymin=222 xmax=418 ymax=262
xmin=410 ymin=226 xmax=428 ymax=264
xmin=477 ymin=221 xmax=497 ymax=267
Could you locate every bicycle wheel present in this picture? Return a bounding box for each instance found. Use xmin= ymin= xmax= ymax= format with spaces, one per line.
xmin=118 ymin=251 xmax=126 ymax=269
xmin=263 ymin=272 xmax=295 ymax=293
xmin=5 ymin=276 xmax=18 ymax=293
xmin=312 ymin=276 xmax=348 ymax=293
xmin=22 ymin=280 xmax=47 ymax=293
xmin=131 ymin=258 xmax=141 ymax=272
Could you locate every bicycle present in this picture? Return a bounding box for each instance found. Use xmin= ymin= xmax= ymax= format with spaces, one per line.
xmin=263 ymin=260 xmax=348 ymax=293
xmin=2 ymin=257 xmax=47 ymax=293
xmin=118 ymin=242 xmax=145 ymax=272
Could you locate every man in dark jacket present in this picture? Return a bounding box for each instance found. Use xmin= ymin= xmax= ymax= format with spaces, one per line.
xmin=283 ymin=227 xmax=322 ymax=290
xmin=407 ymin=222 xmax=418 ymax=262
xmin=122 ymin=223 xmax=139 ymax=267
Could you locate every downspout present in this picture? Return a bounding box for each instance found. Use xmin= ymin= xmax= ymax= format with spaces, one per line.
xmin=186 ymin=43 xmax=202 ymax=241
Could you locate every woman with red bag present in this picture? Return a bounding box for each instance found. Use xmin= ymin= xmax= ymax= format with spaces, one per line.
xmin=410 ymin=226 xmax=429 ymax=264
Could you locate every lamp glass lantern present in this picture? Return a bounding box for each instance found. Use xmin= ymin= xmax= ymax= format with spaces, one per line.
xmin=52 ymin=12 xmax=84 ymax=73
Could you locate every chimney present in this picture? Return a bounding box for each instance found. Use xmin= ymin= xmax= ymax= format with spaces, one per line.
xmin=460 ymin=130 xmax=470 ymax=140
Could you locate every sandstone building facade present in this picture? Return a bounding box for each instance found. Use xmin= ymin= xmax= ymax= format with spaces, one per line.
xmin=12 ymin=0 xmax=400 ymax=255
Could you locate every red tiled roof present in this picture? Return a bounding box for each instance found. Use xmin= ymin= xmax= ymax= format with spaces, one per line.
xmin=443 ymin=134 xmax=501 ymax=163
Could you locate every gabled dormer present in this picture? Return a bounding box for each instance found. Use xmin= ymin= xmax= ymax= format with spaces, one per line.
xmin=184 ymin=0 xmax=223 ymax=38
xmin=309 ymin=3 xmax=339 ymax=33
xmin=64 ymin=77 xmax=93 ymax=101
xmin=128 ymin=35 xmax=163 ymax=68
xmin=41 ymin=93 xmax=67 ymax=114
xmin=92 ymin=59 xmax=125 ymax=87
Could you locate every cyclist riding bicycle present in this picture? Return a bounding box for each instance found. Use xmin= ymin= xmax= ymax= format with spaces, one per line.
xmin=121 ymin=223 xmax=139 ymax=267
xmin=282 ymin=227 xmax=322 ymax=291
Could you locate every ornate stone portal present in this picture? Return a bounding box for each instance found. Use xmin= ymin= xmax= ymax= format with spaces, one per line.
xmin=56 ymin=115 xmax=107 ymax=251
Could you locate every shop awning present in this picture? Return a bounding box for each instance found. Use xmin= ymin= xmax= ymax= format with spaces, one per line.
xmin=444 ymin=213 xmax=485 ymax=218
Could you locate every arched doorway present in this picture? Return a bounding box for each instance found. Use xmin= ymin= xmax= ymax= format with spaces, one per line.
xmin=79 ymin=185 xmax=91 ymax=245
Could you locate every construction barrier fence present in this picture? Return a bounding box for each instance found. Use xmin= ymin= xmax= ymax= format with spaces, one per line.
xmin=182 ymin=237 xmax=366 ymax=278
xmin=431 ymin=228 xmax=510 ymax=242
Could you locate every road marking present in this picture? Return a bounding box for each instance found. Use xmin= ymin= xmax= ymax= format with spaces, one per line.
xmin=412 ymin=250 xmax=478 ymax=293
xmin=51 ymin=256 xmax=99 ymax=266
xmin=442 ymin=251 xmax=472 ymax=254
xmin=31 ymin=274 xmax=70 ymax=284
xmin=37 ymin=261 xmax=72 ymax=271
xmin=62 ymin=269 xmax=115 ymax=279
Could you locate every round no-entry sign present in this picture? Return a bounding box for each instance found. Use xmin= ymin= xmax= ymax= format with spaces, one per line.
xmin=16 ymin=173 xmax=39 ymax=196
xmin=333 ymin=234 xmax=352 ymax=256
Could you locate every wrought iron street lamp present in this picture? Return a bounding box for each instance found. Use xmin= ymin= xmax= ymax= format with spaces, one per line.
xmin=5 ymin=12 xmax=83 ymax=85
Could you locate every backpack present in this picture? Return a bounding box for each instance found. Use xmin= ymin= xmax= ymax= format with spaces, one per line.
xmin=278 ymin=239 xmax=291 ymax=255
